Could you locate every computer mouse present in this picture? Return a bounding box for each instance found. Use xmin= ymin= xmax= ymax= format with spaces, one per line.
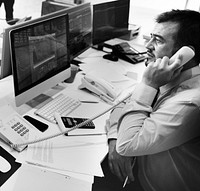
xmin=0 ymin=156 xmax=11 ymax=173
xmin=103 ymin=53 xmax=118 ymax=62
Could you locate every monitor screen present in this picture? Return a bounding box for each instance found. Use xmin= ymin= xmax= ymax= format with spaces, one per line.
xmin=67 ymin=3 xmax=92 ymax=60
xmin=42 ymin=2 xmax=92 ymax=61
xmin=92 ymin=0 xmax=130 ymax=46
xmin=1 ymin=29 xmax=12 ymax=79
xmin=1 ymin=3 xmax=92 ymax=79
xmin=0 ymin=10 xmax=64 ymax=79
xmin=1 ymin=24 xmax=25 ymax=79
xmin=10 ymin=12 xmax=70 ymax=107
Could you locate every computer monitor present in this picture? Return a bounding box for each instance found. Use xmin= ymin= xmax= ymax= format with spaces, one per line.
xmin=0 ymin=10 xmax=62 ymax=79
xmin=92 ymin=0 xmax=130 ymax=46
xmin=1 ymin=19 xmax=45 ymax=79
xmin=1 ymin=29 xmax=12 ymax=79
xmin=1 ymin=24 xmax=27 ymax=79
xmin=67 ymin=3 xmax=92 ymax=60
xmin=42 ymin=2 xmax=92 ymax=61
xmin=1 ymin=3 xmax=92 ymax=79
xmin=9 ymin=12 xmax=70 ymax=107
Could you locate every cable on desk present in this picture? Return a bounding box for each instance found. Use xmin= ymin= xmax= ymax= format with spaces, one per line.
xmin=12 ymin=93 xmax=132 ymax=150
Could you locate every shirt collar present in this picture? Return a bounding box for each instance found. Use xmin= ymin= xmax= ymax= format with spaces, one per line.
xmin=159 ymin=65 xmax=200 ymax=95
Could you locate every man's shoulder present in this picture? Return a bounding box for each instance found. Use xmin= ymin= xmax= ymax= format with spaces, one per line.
xmin=172 ymin=87 xmax=200 ymax=106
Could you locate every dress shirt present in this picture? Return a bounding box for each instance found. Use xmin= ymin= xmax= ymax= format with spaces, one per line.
xmin=105 ymin=65 xmax=200 ymax=191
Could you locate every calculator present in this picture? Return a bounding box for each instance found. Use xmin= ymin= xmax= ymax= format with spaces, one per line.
xmin=60 ymin=117 xmax=95 ymax=129
xmin=54 ymin=112 xmax=96 ymax=136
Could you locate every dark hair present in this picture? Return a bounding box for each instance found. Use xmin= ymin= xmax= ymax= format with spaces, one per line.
xmin=156 ymin=9 xmax=200 ymax=63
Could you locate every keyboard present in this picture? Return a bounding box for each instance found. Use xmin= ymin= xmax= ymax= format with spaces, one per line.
xmin=34 ymin=94 xmax=81 ymax=123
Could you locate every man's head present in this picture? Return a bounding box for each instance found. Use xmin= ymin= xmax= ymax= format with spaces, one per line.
xmin=146 ymin=9 xmax=200 ymax=66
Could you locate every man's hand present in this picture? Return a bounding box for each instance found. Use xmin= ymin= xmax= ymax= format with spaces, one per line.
xmin=108 ymin=139 xmax=135 ymax=183
xmin=142 ymin=56 xmax=182 ymax=89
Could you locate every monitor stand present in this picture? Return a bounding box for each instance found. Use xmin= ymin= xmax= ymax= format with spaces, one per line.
xmin=70 ymin=59 xmax=83 ymax=66
xmin=64 ymin=64 xmax=80 ymax=83
xmin=92 ymin=43 xmax=113 ymax=52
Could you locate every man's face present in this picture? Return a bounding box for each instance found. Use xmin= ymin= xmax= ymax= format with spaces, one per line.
xmin=145 ymin=21 xmax=180 ymax=65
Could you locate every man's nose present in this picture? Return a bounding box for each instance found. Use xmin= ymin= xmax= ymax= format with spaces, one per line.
xmin=145 ymin=38 xmax=154 ymax=50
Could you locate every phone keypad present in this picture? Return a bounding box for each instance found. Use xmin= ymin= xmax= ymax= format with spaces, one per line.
xmin=7 ymin=115 xmax=30 ymax=138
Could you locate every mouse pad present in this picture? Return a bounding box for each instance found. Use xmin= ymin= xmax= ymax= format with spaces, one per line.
xmin=0 ymin=146 xmax=21 ymax=187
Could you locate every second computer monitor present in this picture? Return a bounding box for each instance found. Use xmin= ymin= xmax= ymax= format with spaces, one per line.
xmin=92 ymin=0 xmax=130 ymax=46
xmin=42 ymin=2 xmax=92 ymax=61
xmin=67 ymin=3 xmax=92 ymax=60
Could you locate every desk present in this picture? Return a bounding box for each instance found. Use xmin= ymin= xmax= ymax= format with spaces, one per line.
xmin=0 ymin=38 xmax=146 ymax=191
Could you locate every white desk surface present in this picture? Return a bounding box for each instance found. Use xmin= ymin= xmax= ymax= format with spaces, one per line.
xmin=0 ymin=38 xmax=146 ymax=191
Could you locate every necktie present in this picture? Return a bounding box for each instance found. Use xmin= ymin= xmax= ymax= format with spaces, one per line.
xmin=152 ymin=89 xmax=160 ymax=107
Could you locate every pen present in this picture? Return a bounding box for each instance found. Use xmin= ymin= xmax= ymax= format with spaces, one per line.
xmin=99 ymin=94 xmax=114 ymax=105
xmin=80 ymin=100 xmax=99 ymax=103
xmin=123 ymin=176 xmax=129 ymax=188
xmin=124 ymin=51 xmax=147 ymax=55
xmin=122 ymin=157 xmax=136 ymax=188
xmin=90 ymin=92 xmax=114 ymax=105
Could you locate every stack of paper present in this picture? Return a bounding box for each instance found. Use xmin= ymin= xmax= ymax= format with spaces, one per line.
xmin=13 ymin=164 xmax=92 ymax=191
xmin=24 ymin=135 xmax=108 ymax=177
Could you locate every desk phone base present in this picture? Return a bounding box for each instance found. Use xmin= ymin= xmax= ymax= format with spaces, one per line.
xmin=113 ymin=42 xmax=146 ymax=64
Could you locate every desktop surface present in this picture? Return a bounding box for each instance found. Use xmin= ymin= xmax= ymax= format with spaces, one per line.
xmin=0 ymin=0 xmax=150 ymax=188
xmin=0 ymin=34 xmax=147 ymax=190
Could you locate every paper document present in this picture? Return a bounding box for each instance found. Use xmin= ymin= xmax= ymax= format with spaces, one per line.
xmin=25 ymin=135 xmax=108 ymax=177
xmin=13 ymin=164 xmax=92 ymax=191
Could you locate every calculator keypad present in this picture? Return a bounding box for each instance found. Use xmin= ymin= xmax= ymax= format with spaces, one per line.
xmin=61 ymin=117 xmax=95 ymax=129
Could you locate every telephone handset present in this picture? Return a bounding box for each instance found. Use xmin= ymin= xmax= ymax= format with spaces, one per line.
xmin=0 ymin=105 xmax=36 ymax=152
xmin=169 ymin=46 xmax=195 ymax=68
xmin=78 ymin=74 xmax=119 ymax=103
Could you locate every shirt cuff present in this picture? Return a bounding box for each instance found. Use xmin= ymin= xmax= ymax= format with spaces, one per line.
xmin=131 ymin=82 xmax=158 ymax=106
xmin=107 ymin=127 xmax=118 ymax=139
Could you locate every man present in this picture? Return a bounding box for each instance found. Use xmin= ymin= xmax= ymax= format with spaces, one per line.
xmin=0 ymin=0 xmax=19 ymax=25
xmin=92 ymin=9 xmax=200 ymax=191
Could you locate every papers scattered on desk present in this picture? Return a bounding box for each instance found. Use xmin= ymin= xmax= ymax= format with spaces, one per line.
xmin=79 ymin=50 xmax=146 ymax=82
xmin=13 ymin=164 xmax=92 ymax=191
xmin=25 ymin=135 xmax=108 ymax=177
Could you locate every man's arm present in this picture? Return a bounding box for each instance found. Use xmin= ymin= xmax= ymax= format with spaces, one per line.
xmin=105 ymin=102 xmax=135 ymax=182
xmin=116 ymin=56 xmax=200 ymax=156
